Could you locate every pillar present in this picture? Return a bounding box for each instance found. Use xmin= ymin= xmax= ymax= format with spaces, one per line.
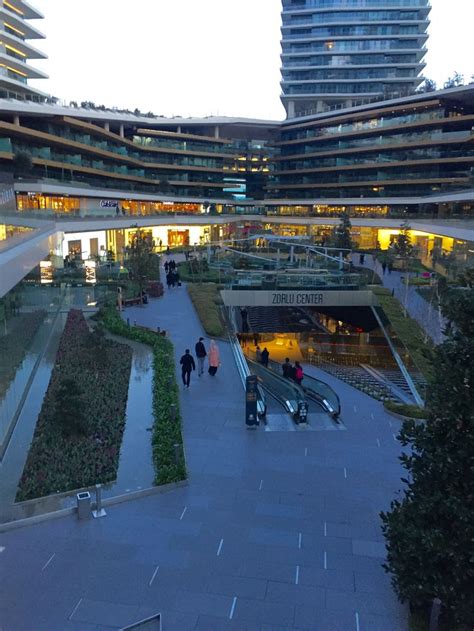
xmin=119 ymin=124 xmax=124 ymax=138
xmin=104 ymin=122 xmax=110 ymax=132
xmin=214 ymin=126 xmax=219 ymax=139
xmin=13 ymin=115 xmax=20 ymax=126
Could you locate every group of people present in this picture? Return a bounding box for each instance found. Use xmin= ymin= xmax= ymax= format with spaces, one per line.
xmin=164 ymin=259 xmax=180 ymax=288
xmin=281 ymin=357 xmax=304 ymax=385
xmin=179 ymin=337 xmax=220 ymax=388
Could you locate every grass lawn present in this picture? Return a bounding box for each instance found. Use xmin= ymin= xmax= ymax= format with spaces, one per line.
xmin=187 ymin=283 xmax=225 ymax=337
xmin=373 ymin=286 xmax=434 ymax=380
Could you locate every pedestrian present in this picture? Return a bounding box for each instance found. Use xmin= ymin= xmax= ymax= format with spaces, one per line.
xmin=359 ymin=253 xmax=365 ymax=265
xmin=208 ymin=340 xmax=220 ymax=376
xmin=195 ymin=337 xmax=207 ymax=376
xmin=166 ymin=245 xmax=170 ymax=256
xmin=179 ymin=349 xmax=195 ymax=388
xmin=261 ymin=347 xmax=269 ymax=367
xmin=382 ymin=261 xmax=387 ymax=275
xmin=166 ymin=272 xmax=172 ymax=289
xmin=294 ymin=361 xmax=304 ymax=386
xmin=164 ymin=260 xmax=169 ymax=274
xmin=282 ymin=357 xmax=292 ymax=379
xmin=256 ymin=345 xmax=262 ymax=362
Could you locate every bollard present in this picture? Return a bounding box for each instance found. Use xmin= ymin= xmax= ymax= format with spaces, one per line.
xmin=429 ymin=598 xmax=442 ymax=631
xmin=92 ymin=483 xmax=106 ymax=518
xmin=170 ymin=404 xmax=176 ymax=422
xmin=173 ymin=443 xmax=182 ymax=466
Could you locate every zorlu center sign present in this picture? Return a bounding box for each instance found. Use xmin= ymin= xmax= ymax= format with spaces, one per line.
xmin=221 ymin=289 xmax=376 ymax=308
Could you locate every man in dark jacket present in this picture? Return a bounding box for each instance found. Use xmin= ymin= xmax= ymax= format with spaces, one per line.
xmin=261 ymin=347 xmax=269 ymax=367
xmin=195 ymin=337 xmax=207 ymax=376
xmin=282 ymin=357 xmax=292 ymax=379
xmin=180 ymin=349 xmax=195 ymax=388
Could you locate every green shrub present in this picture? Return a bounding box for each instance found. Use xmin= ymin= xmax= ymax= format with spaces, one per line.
xmin=99 ymin=307 xmax=186 ymax=485
xmin=187 ymin=283 xmax=224 ymax=337
xmin=384 ymin=400 xmax=427 ymax=419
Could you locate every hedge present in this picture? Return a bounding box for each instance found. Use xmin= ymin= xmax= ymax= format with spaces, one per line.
xmin=383 ymin=400 xmax=427 ymax=420
xmin=98 ymin=307 xmax=186 ymax=484
xmin=187 ymin=283 xmax=224 ymax=337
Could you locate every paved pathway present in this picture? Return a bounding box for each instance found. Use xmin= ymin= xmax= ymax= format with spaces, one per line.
xmin=0 ymin=279 xmax=410 ymax=630
xmin=354 ymin=253 xmax=446 ymax=345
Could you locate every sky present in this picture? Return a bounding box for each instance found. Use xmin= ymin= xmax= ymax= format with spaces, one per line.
xmin=29 ymin=0 xmax=473 ymax=122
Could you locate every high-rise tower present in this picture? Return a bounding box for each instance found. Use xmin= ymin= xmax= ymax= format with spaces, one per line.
xmin=280 ymin=0 xmax=430 ymax=118
xmin=0 ymin=0 xmax=48 ymax=99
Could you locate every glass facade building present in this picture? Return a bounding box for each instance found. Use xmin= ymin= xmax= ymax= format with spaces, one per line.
xmin=280 ymin=0 xmax=430 ymax=118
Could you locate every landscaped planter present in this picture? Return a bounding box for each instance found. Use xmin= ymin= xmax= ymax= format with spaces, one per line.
xmin=16 ymin=310 xmax=132 ymax=501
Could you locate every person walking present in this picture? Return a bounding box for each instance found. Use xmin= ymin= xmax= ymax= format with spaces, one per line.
xmin=261 ymin=347 xmax=269 ymax=367
xmin=195 ymin=337 xmax=207 ymax=376
xmin=180 ymin=349 xmax=195 ymax=388
xmin=208 ymin=340 xmax=220 ymax=376
xmin=294 ymin=361 xmax=304 ymax=386
xmin=255 ymin=345 xmax=262 ymax=363
xmin=282 ymin=357 xmax=292 ymax=379
xmin=382 ymin=261 xmax=387 ymax=275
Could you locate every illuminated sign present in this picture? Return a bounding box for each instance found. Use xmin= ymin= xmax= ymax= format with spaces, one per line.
xmin=271 ymin=292 xmax=323 ymax=306
xmin=85 ymin=260 xmax=97 ymax=284
xmin=40 ymin=260 xmax=52 ymax=284
xmin=99 ymin=200 xmax=119 ymax=208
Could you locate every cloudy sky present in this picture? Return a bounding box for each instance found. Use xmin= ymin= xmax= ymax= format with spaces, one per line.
xmin=29 ymin=0 xmax=473 ymax=121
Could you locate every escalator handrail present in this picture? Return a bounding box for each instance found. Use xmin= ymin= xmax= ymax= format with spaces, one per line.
xmin=246 ymin=357 xmax=304 ymax=416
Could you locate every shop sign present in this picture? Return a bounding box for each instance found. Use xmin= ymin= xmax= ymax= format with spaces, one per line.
xmin=271 ymin=291 xmax=324 ymax=305
xmin=100 ymin=200 xmax=119 ymax=208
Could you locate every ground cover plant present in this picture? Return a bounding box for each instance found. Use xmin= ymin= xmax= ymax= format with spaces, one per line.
xmin=0 ymin=310 xmax=46 ymax=401
xmin=16 ymin=309 xmax=132 ymax=501
xmin=373 ymin=286 xmax=434 ymax=380
xmin=383 ymin=400 xmax=428 ymax=420
xmin=186 ymin=283 xmax=224 ymax=337
xmin=98 ymin=307 xmax=186 ymax=485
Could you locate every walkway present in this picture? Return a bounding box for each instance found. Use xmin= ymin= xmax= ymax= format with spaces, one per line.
xmin=0 ymin=279 xmax=410 ymax=630
xmin=354 ymin=253 xmax=446 ymax=345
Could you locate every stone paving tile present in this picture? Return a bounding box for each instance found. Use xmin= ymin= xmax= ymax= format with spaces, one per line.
xmin=352 ymin=539 xmax=387 ymax=558
xmin=206 ymin=574 xmax=268 ymax=600
xmin=1 ymin=283 xmax=410 ymax=630
xmin=195 ymin=614 xmax=261 ymax=630
xmin=294 ymin=604 xmax=356 ymax=631
xmin=231 ymin=596 xmax=296 ymax=627
xmin=70 ymin=598 xmax=140 ymax=627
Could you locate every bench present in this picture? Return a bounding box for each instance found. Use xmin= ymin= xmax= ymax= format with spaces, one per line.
xmin=133 ymin=323 xmax=167 ymax=337
xmin=122 ymin=296 xmax=142 ymax=307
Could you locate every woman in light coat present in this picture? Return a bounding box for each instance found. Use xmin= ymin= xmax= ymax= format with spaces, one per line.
xmin=208 ymin=340 xmax=220 ymax=376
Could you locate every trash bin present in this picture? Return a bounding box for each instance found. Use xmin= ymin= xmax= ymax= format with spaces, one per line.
xmin=76 ymin=491 xmax=91 ymax=520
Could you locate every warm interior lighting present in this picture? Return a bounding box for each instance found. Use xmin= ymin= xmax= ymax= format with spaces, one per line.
xmin=0 ymin=62 xmax=27 ymax=76
xmin=3 ymin=21 xmax=25 ymax=36
xmin=2 ymin=42 xmax=26 ymax=56
xmin=4 ymin=1 xmax=24 ymax=15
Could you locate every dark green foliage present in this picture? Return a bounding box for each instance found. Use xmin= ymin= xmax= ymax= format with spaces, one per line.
xmin=98 ymin=307 xmax=186 ymax=485
xmin=125 ymin=227 xmax=159 ymax=295
xmin=12 ymin=151 xmax=33 ymax=176
xmin=52 ymin=378 xmax=88 ymax=437
xmin=394 ymin=221 xmax=413 ymax=260
xmin=381 ymin=289 xmax=474 ymax=628
xmin=332 ymin=213 xmax=353 ymax=251
xmin=16 ymin=310 xmax=132 ymax=501
xmin=383 ymin=401 xmax=427 ymax=420
xmin=441 ymin=288 xmax=474 ymax=338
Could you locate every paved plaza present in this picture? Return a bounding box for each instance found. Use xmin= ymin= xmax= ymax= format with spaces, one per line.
xmin=0 ymin=278 xmax=410 ymax=630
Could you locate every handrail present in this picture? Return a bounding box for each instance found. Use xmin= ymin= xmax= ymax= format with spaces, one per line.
xmin=246 ymin=357 xmax=303 ymax=417
xmin=371 ymin=306 xmax=424 ymax=407
xmin=248 ymin=351 xmax=341 ymax=418
xmin=226 ymin=307 xmax=267 ymax=419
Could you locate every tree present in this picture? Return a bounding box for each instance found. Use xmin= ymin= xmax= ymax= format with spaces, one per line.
xmin=444 ymin=71 xmax=464 ymax=89
xmin=333 ymin=213 xmax=353 ymax=251
xmin=417 ymin=78 xmax=437 ymax=93
xmin=12 ymin=151 xmax=33 ymax=177
xmin=394 ymin=221 xmax=413 ymax=263
xmin=52 ymin=378 xmax=88 ymax=437
xmin=381 ymin=289 xmax=474 ymax=627
xmin=125 ymin=227 xmax=156 ymax=299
